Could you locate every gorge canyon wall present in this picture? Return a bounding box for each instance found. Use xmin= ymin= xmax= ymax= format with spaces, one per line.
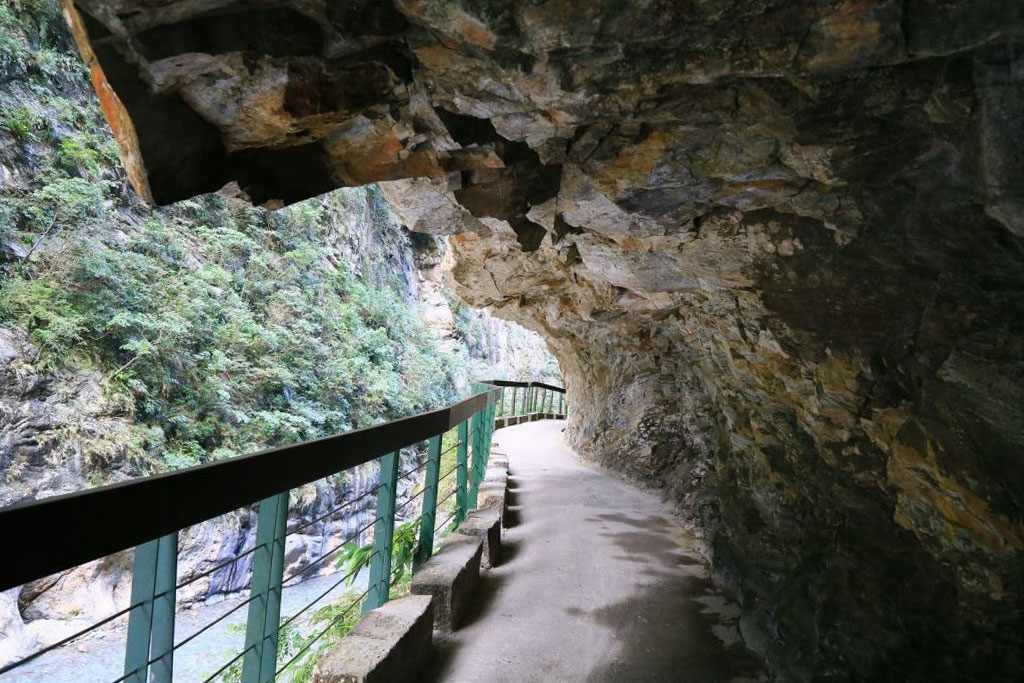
xmin=1 ymin=8 xmax=556 ymax=657
xmin=57 ymin=1 xmax=1024 ymax=680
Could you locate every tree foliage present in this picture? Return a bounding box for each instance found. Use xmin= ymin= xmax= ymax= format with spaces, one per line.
xmin=2 ymin=189 xmax=465 ymax=469
xmin=0 ymin=3 xmax=466 ymax=475
xmin=0 ymin=0 xmax=557 ymax=484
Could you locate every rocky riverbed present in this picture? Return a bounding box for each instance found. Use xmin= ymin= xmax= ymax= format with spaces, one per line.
xmin=2 ymin=567 xmax=370 ymax=682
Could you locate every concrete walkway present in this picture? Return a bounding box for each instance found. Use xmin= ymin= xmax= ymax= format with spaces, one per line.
xmin=427 ymin=419 xmax=766 ymax=682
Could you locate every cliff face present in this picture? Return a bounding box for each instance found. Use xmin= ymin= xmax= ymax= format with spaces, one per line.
xmin=0 ymin=3 xmax=558 ymax=661
xmin=59 ymin=0 xmax=1024 ymax=679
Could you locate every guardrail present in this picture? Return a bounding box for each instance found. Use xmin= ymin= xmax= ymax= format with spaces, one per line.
xmin=486 ymin=379 xmax=567 ymax=429
xmin=0 ymin=379 xmax=566 ymax=682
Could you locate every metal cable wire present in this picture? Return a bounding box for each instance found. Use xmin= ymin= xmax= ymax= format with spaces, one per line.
xmin=395 ymin=485 xmax=427 ymax=514
xmin=173 ymin=541 xmax=264 ymax=592
xmin=273 ymin=585 xmax=372 ymax=678
xmin=201 ymin=642 xmax=255 ymax=683
xmin=124 ymin=552 xmax=381 ymax=683
xmin=0 ymin=600 xmax=137 ymax=675
xmin=433 ymin=511 xmax=459 ymax=538
xmin=10 ymin=390 xmax=532 ymax=682
xmin=1 ymin=536 xmax=275 ymax=677
xmin=58 ymin=494 xmax=390 ymax=680
xmin=397 ymin=460 xmax=428 ymax=481
xmin=281 ymin=514 xmax=380 ymax=588
xmin=434 ymin=486 xmax=458 ymax=511
xmin=289 ymin=483 xmax=382 ymax=537
xmin=9 ymin=430 xmax=503 ymax=678
xmin=437 ymin=462 xmax=460 ymax=483
xmin=170 ymin=592 xmax=256 ymax=654
xmin=396 ymin=439 xmax=460 ymax=482
xmin=389 ymin=563 xmax=407 ymax=588
xmin=276 ymin=551 xmax=377 ymax=635
xmin=110 ymin=650 xmax=161 ymax=683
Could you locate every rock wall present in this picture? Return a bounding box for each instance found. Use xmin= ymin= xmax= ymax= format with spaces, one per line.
xmin=411 ymin=232 xmax=561 ymax=385
xmin=0 ymin=199 xmax=554 ymax=664
xmin=0 ymin=6 xmax=556 ymax=656
xmin=60 ymin=1 xmax=1024 ymax=680
xmin=0 ymin=207 xmax=555 ymax=664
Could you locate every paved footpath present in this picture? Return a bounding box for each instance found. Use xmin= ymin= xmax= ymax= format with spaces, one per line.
xmin=427 ymin=419 xmax=767 ymax=683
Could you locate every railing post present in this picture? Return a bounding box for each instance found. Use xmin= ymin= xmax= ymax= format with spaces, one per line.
xmin=364 ymin=451 xmax=399 ymax=613
xmin=414 ymin=436 xmax=443 ymax=569
xmin=124 ymin=539 xmax=157 ymax=683
xmin=558 ymin=391 xmax=564 ymax=416
xmin=150 ymin=533 xmax=178 ymax=682
xmin=468 ymin=408 xmax=483 ymax=509
xmin=242 ymin=491 xmax=288 ymax=683
xmin=455 ymin=419 xmax=470 ymax=523
xmin=485 ymin=392 xmax=496 ymax=464
xmin=124 ymin=532 xmax=178 ymax=683
xmin=476 ymin=391 xmax=495 ymax=481
xmin=512 ymin=386 xmax=518 ymax=417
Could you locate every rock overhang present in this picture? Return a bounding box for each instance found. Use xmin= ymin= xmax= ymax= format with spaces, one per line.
xmin=61 ymin=1 xmax=1024 ymax=679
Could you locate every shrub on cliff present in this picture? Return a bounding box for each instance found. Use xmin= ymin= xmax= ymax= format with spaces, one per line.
xmin=0 ymin=1 xmax=463 ymax=478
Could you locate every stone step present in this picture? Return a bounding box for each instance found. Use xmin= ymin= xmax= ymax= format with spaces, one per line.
xmin=410 ymin=535 xmax=483 ymax=632
xmin=454 ymin=506 xmax=502 ymax=568
xmin=311 ymin=594 xmax=433 ymax=683
xmin=476 ymin=480 xmax=507 ymax=520
xmin=483 ymin=465 xmax=507 ymax=486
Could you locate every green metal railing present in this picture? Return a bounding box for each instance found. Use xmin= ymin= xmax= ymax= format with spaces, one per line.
xmin=0 ymin=380 xmax=566 ymax=682
xmin=489 ymin=379 xmax=566 ymax=428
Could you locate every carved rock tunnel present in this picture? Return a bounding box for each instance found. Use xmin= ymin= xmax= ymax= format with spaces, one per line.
xmin=60 ymin=1 xmax=1024 ymax=680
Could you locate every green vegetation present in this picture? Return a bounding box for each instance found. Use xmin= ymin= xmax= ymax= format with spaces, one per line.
xmin=336 ymin=519 xmax=419 ymax=591
xmin=0 ymin=105 xmax=39 ymax=141
xmin=1 ymin=3 xmax=560 ymax=677
xmin=217 ymin=590 xmax=366 ymax=683
xmin=1 ymin=187 xmax=465 ymax=470
xmin=217 ymin=513 xmax=438 ymax=681
xmin=0 ymin=1 xmax=464 ymax=476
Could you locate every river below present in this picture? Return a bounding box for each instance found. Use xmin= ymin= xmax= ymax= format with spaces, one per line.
xmin=4 ymin=568 xmax=369 ymax=682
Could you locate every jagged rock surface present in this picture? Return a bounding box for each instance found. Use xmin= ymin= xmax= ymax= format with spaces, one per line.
xmin=63 ymin=1 xmax=1024 ymax=680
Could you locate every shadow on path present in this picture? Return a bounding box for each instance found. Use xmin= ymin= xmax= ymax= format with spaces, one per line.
xmin=425 ymin=420 xmax=767 ymax=682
